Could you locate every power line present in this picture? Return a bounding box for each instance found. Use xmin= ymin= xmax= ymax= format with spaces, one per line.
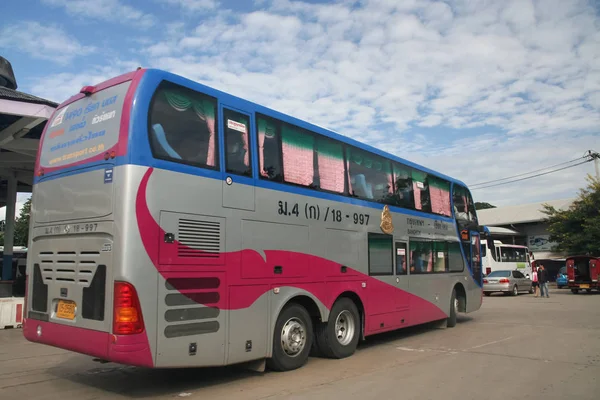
xmin=470 ymin=155 xmax=589 ymax=187
xmin=471 ymin=159 xmax=592 ymax=190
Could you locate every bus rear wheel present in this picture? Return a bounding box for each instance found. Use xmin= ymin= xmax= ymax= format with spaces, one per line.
xmin=315 ymin=297 xmax=360 ymax=359
xmin=267 ymin=303 xmax=313 ymax=372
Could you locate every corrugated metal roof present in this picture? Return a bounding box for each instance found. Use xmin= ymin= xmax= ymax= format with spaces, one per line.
xmin=487 ymin=226 xmax=521 ymax=235
xmin=0 ymin=86 xmax=58 ymax=108
xmin=477 ymin=198 xmax=576 ymax=226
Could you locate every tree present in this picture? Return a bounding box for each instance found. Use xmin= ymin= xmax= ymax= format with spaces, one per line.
xmin=14 ymin=197 xmax=31 ymax=247
xmin=541 ymin=175 xmax=600 ymax=255
xmin=475 ymin=202 xmax=496 ymax=210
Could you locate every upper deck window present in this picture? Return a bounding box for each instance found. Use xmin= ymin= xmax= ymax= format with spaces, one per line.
xmin=346 ymin=147 xmax=393 ymax=203
xmin=148 ymin=81 xmax=219 ymax=169
xmin=257 ymin=115 xmax=283 ymax=181
xmin=428 ymin=176 xmax=451 ymax=216
xmin=452 ymin=184 xmax=477 ymax=224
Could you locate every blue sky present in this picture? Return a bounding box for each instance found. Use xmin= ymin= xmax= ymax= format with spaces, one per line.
xmin=1 ymin=0 xmax=600 ymax=218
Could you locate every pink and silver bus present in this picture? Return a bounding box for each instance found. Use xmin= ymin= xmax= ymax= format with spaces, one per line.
xmin=23 ymin=68 xmax=484 ymax=372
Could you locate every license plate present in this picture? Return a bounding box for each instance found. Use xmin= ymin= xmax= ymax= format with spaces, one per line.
xmin=56 ymin=300 xmax=76 ymax=320
xmin=580 ymin=284 xmax=590 ymax=289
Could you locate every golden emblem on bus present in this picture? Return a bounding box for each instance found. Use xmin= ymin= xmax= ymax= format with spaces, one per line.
xmin=380 ymin=205 xmax=394 ymax=234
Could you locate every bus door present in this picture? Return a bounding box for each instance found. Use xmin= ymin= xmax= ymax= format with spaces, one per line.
xmin=220 ymin=106 xmax=255 ymax=212
xmin=470 ymin=232 xmax=482 ymax=285
xmin=394 ymin=241 xmax=409 ymax=311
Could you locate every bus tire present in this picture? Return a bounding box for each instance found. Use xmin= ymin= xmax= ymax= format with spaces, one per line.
xmin=447 ymin=288 xmax=458 ymax=328
xmin=267 ymin=303 xmax=313 ymax=372
xmin=315 ymin=297 xmax=360 ymax=359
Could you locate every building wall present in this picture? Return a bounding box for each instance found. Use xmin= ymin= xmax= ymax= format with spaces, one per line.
xmin=493 ymin=222 xmax=565 ymax=259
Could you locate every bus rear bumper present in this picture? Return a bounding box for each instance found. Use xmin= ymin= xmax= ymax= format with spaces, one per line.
xmin=23 ymin=318 xmax=154 ymax=367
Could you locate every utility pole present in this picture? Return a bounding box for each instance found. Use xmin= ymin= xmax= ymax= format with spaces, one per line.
xmin=590 ymin=150 xmax=600 ymax=180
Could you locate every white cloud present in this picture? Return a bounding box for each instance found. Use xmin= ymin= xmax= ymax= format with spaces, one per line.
xmin=25 ymin=60 xmax=142 ymax=103
xmin=41 ymin=0 xmax=156 ymax=28
xmin=161 ymin=0 xmax=220 ymax=12
xmin=0 ymin=21 xmax=94 ymax=65
xmin=17 ymin=0 xmax=600 ymax=206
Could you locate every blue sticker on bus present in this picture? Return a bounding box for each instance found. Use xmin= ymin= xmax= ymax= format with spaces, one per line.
xmin=104 ymin=168 xmax=113 ymax=184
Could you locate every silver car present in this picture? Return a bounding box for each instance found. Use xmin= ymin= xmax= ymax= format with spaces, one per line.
xmin=483 ymin=270 xmax=534 ymax=296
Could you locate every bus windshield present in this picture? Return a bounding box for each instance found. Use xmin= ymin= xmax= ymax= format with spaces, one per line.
xmin=38 ymin=81 xmax=131 ymax=170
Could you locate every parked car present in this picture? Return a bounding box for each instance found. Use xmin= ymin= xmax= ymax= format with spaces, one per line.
xmin=483 ymin=269 xmax=534 ymax=296
xmin=556 ymin=266 xmax=568 ymax=288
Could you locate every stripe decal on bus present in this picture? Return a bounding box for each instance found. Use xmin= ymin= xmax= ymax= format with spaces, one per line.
xmin=135 ymin=167 xmax=450 ymax=329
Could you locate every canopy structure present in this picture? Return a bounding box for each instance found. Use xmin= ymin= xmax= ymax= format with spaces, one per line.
xmin=0 ymin=56 xmax=57 ymax=286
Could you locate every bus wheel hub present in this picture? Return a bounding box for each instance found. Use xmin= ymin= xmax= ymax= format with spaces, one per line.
xmin=281 ymin=318 xmax=306 ymax=357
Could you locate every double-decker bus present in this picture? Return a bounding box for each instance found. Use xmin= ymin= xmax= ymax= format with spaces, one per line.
xmin=23 ymin=68 xmax=483 ymax=372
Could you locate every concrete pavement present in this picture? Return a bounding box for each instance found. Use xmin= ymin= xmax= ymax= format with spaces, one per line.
xmin=0 ymin=288 xmax=598 ymax=399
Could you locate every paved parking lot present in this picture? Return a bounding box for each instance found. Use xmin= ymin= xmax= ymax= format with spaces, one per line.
xmin=1 ymin=288 xmax=599 ymax=400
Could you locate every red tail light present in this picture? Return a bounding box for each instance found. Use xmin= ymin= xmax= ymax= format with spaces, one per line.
xmin=113 ymin=281 xmax=144 ymax=335
xmin=483 ymin=279 xmax=488 ymax=284
xmin=499 ymin=278 xmax=510 ymax=283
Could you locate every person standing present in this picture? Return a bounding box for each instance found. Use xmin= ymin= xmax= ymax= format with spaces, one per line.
xmin=532 ymin=267 xmax=539 ymax=297
xmin=538 ymin=264 xmax=549 ymax=298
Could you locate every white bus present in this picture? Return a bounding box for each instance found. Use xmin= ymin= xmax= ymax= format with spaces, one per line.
xmin=481 ymin=240 xmax=532 ymax=278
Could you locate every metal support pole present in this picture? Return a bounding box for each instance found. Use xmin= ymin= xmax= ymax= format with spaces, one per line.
xmin=595 ymin=155 xmax=599 ymax=180
xmin=2 ymin=173 xmax=17 ymax=281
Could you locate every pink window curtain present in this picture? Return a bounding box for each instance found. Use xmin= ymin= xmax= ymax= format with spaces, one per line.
xmin=257 ymin=119 xmax=273 ymax=178
xmin=317 ymin=139 xmax=345 ymax=193
xmin=413 ymin=182 xmax=423 ymax=210
xmin=430 ymin=187 xmax=451 ymax=216
xmin=346 ymin=158 xmax=353 ymax=195
xmin=387 ymin=171 xmax=394 ymax=195
xmin=281 ymin=125 xmax=314 ymax=186
xmin=193 ymin=100 xmax=216 ymax=167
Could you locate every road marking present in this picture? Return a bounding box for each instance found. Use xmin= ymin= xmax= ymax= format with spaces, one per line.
xmin=468 ymin=336 xmax=515 ymax=350
xmin=396 ymin=336 xmax=516 ymax=354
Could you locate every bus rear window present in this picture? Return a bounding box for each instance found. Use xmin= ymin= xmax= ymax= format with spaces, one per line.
xmin=39 ymin=81 xmax=131 ymax=169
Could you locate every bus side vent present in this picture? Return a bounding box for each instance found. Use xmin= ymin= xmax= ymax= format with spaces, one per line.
xmin=177 ymin=218 xmax=222 ymax=258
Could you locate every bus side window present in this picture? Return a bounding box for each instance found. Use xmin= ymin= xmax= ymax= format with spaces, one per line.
xmin=368 ymin=233 xmax=393 ymax=276
xmin=428 ymin=176 xmax=451 ymax=217
xmin=148 ymin=81 xmax=218 ymax=169
xmin=409 ymin=240 xmax=433 ymax=273
xmin=281 ymin=123 xmax=315 ymax=187
xmin=346 ymin=146 xmax=393 ymax=203
xmin=411 ymin=170 xmax=431 ymax=213
xmin=393 ymin=163 xmax=414 ymax=209
xmin=448 ymin=242 xmax=464 ymax=272
xmin=224 ymin=109 xmax=252 ymax=177
xmin=256 ymin=115 xmax=283 ymax=181
xmin=316 ymin=136 xmax=345 ymax=194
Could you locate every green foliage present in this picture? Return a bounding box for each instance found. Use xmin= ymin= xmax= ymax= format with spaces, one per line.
xmin=475 ymin=202 xmax=496 ymax=210
xmin=14 ymin=197 xmax=32 ymax=247
xmin=541 ymin=175 xmax=600 ymax=255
